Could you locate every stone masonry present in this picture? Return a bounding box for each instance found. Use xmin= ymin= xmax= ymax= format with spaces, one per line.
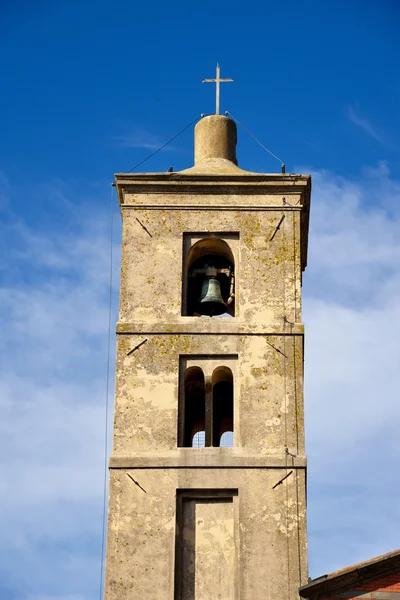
xmin=104 ymin=115 xmax=312 ymax=600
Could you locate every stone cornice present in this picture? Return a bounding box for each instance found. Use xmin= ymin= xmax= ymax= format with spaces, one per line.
xmin=115 ymin=173 xmax=310 ymax=202
xmin=114 ymin=171 xmax=311 ymax=271
xmin=120 ymin=204 xmax=303 ymax=211
xmin=109 ymin=453 xmax=307 ymax=469
xmin=115 ymin=171 xmax=309 ymax=185
xmin=116 ymin=321 xmax=304 ymax=335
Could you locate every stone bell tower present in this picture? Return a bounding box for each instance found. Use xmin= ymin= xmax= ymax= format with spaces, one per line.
xmin=104 ymin=108 xmax=311 ymax=599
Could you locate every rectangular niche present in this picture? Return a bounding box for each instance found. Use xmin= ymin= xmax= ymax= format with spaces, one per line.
xmin=174 ymin=489 xmax=239 ymax=600
xmin=181 ymin=232 xmax=239 ymax=317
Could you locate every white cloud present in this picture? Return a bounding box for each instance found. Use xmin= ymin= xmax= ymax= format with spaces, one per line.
xmin=0 ymin=176 xmax=120 ymax=599
xmin=22 ymin=596 xmax=85 ymax=600
xmin=23 ymin=594 xmax=85 ymax=600
xmin=1 ymin=163 xmax=400 ymax=595
xmin=303 ymin=162 xmax=400 ymax=575
xmin=114 ymin=128 xmax=175 ymax=151
xmin=346 ymin=105 xmax=390 ymax=146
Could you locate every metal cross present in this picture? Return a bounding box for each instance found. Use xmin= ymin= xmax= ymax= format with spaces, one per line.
xmin=202 ymin=63 xmax=233 ymax=116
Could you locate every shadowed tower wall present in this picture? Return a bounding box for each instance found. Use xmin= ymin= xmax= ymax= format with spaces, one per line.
xmin=104 ymin=115 xmax=311 ymax=600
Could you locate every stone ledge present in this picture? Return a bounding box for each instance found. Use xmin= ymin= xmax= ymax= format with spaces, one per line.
xmin=116 ymin=321 xmax=304 ymax=335
xmin=115 ymin=172 xmax=310 ymax=184
xmin=109 ymin=453 xmax=307 ymax=469
xmin=121 ymin=204 xmax=303 ymax=211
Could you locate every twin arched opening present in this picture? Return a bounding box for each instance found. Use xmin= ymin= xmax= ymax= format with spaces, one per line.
xmin=211 ymin=366 xmax=234 ymax=447
xmin=180 ymin=365 xmax=234 ymax=448
xmin=182 ymin=367 xmax=205 ymax=448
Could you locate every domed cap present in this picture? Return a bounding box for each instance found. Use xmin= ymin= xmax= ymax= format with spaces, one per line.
xmin=179 ymin=114 xmax=252 ymax=175
xmin=194 ymin=115 xmax=238 ymax=165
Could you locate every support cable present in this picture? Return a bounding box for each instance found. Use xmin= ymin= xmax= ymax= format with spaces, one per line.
xmin=291 ymin=208 xmax=303 ymax=585
xmin=225 ymin=110 xmax=285 ymax=168
xmin=127 ymin=115 xmax=201 ymax=173
xmin=99 ymin=184 xmax=115 ymax=600
xmin=283 ymin=195 xmax=303 ymax=591
xmin=282 ymin=205 xmax=291 ymax=600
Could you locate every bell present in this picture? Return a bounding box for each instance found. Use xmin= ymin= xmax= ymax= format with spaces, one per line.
xmin=197 ymin=278 xmax=227 ymax=316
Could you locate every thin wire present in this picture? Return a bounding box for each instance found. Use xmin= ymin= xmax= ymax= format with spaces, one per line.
xmin=285 ymin=449 xmax=291 ymax=600
xmin=226 ymin=111 xmax=284 ymax=166
xmin=291 ymin=210 xmax=303 ymax=584
xmin=99 ymin=185 xmax=115 ymax=600
xmin=128 ymin=116 xmax=201 ymax=173
xmin=292 ymin=210 xmax=299 ymax=454
xmin=281 ymin=199 xmax=291 ymax=600
xmin=295 ymin=467 xmax=303 ymax=585
xmin=282 ymin=208 xmax=288 ymax=452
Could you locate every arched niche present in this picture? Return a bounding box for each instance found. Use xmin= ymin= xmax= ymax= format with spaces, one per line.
xmin=181 ymin=366 xmax=206 ymax=448
xmin=212 ymin=366 xmax=234 ymax=447
xmin=185 ymin=238 xmax=235 ymax=317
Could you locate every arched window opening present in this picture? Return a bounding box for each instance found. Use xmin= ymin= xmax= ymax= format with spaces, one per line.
xmin=212 ymin=367 xmax=234 ymax=447
xmin=185 ymin=238 xmax=235 ymax=317
xmin=192 ymin=430 xmax=206 ymax=448
xmin=220 ymin=431 xmax=234 ymax=447
xmin=181 ymin=367 xmax=206 ymax=448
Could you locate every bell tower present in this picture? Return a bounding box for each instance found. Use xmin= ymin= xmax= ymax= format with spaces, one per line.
xmin=104 ymin=108 xmax=311 ymax=599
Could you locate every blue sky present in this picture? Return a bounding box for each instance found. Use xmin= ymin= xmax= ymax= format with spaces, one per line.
xmin=1 ymin=1 xmax=400 ymax=599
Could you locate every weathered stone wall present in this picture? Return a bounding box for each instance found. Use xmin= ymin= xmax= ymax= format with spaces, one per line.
xmin=104 ymin=169 xmax=311 ymax=600
xmin=118 ymin=197 xmax=303 ymax=326
xmin=112 ymin=332 xmax=304 ymax=456
xmin=105 ymin=468 xmax=307 ymax=600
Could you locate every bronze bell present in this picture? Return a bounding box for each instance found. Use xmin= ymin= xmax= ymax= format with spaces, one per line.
xmin=197 ymin=277 xmax=227 ymax=316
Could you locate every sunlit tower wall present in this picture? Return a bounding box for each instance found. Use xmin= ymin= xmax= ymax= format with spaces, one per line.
xmin=104 ymin=114 xmax=311 ymax=600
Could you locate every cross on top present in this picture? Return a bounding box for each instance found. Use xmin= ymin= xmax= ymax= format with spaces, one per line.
xmin=202 ymin=63 xmax=233 ymax=116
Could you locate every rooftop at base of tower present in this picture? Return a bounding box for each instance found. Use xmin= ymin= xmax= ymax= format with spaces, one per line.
xmin=180 ymin=114 xmax=253 ymax=175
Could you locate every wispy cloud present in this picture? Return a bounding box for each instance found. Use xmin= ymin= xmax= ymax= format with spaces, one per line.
xmin=346 ymin=105 xmax=389 ymax=145
xmin=301 ymin=162 xmax=400 ymax=575
xmin=1 ymin=164 xmax=400 ymax=596
xmin=114 ymin=129 xmax=175 ymax=151
xmin=0 ymin=176 xmax=120 ymax=600
xmin=22 ymin=595 xmax=86 ymax=600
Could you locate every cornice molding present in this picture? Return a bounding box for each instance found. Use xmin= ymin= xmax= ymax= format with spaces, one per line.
xmin=120 ymin=204 xmax=303 ymax=211
xmin=116 ymin=321 xmax=304 ymax=335
xmin=114 ymin=172 xmax=311 ymax=271
xmin=109 ymin=453 xmax=307 ymax=469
